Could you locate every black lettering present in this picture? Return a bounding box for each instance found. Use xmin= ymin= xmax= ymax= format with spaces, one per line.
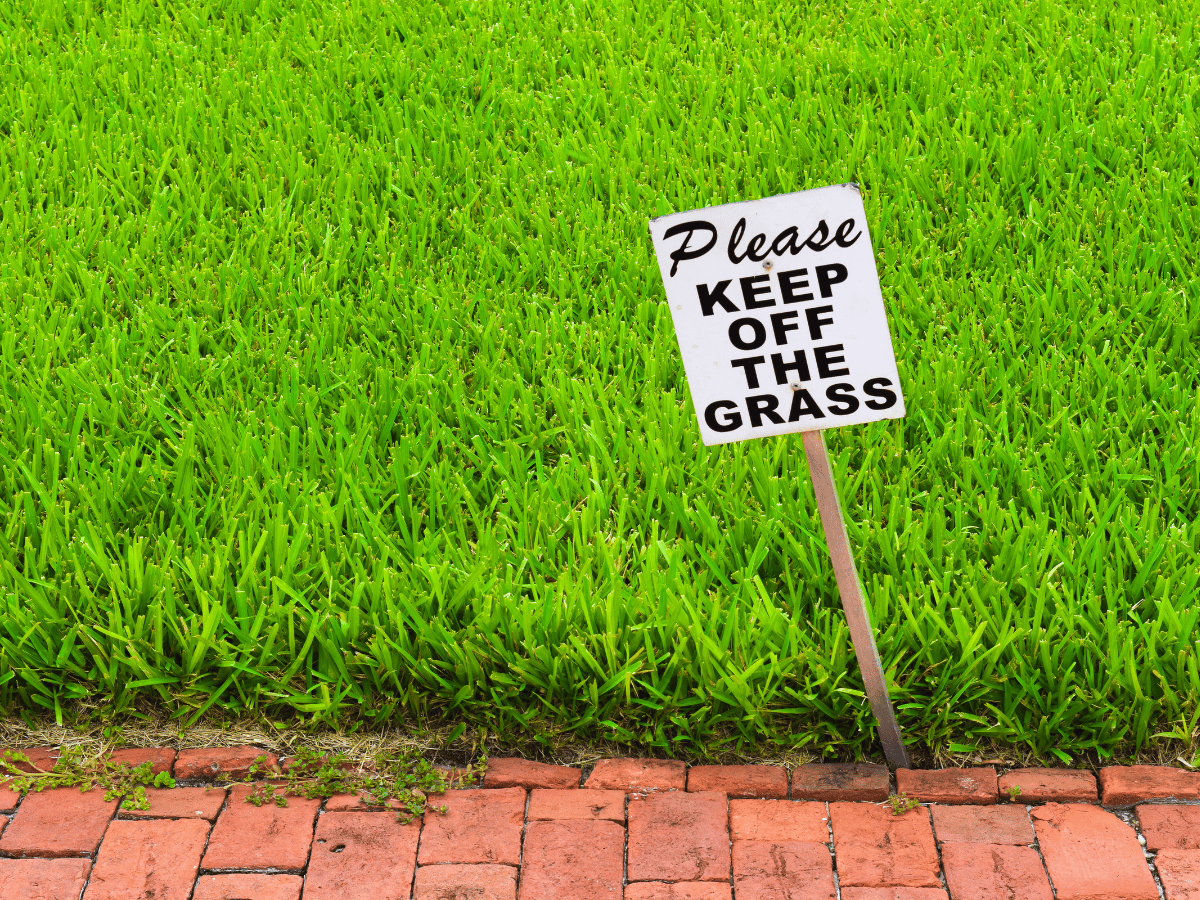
xmin=825 ymin=383 xmax=860 ymax=415
xmin=706 ymin=217 xmax=858 ymax=273
xmin=805 ymin=306 xmax=835 ymax=340
xmin=863 ymin=377 xmax=898 ymax=410
xmin=804 ymin=220 xmax=834 ymax=251
xmin=815 ymin=263 xmax=848 ymax=298
xmin=663 ymin=221 xmax=718 ymax=277
xmin=740 ymin=274 xmax=775 ymax=309
xmin=730 ymin=356 xmax=766 ymax=389
xmin=787 ymin=389 xmax=826 ymax=421
xmin=814 ymin=344 xmax=850 ymax=378
xmin=746 ymin=394 xmax=784 ymax=427
xmin=770 ymin=311 xmax=800 ymax=345
xmin=704 ymin=400 xmax=743 ymax=432
xmin=727 ymin=218 xmax=748 ymax=263
xmin=834 ymin=218 xmax=862 ymax=247
xmin=771 ymin=350 xmax=810 ymax=385
xmin=728 ymin=318 xmax=767 ymax=351
xmin=697 ymin=280 xmax=739 ymax=316
xmin=770 ymin=226 xmax=802 ymax=256
xmin=778 ymin=269 xmax=813 ymax=303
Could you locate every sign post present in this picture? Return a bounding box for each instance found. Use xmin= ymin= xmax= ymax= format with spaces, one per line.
xmin=649 ymin=184 xmax=911 ymax=768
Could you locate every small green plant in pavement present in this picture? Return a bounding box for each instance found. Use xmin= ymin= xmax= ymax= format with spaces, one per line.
xmin=240 ymin=747 xmax=485 ymax=823
xmin=0 ymin=747 xmax=175 ymax=811
xmin=884 ymin=793 xmax=921 ymax=816
xmin=1006 ymin=784 xmax=1022 ymax=802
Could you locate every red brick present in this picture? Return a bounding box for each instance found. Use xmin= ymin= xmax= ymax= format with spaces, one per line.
xmin=0 ymin=814 xmax=6 ymax=838
xmin=417 ymin=787 xmax=524 ymax=865
xmin=997 ymin=768 xmax=1097 ymax=804
xmin=304 ymin=811 xmax=420 ymax=899
xmin=1099 ymin=765 xmax=1200 ymax=807
xmin=201 ymin=783 xmax=320 ymax=871
xmin=687 ymin=765 xmax=787 ymax=799
xmin=625 ymin=884 xmax=732 ymax=900
xmin=940 ymin=843 xmax=1053 ymax=899
xmin=829 ymin=802 xmax=941 ymax=888
xmin=174 ymin=745 xmax=279 ymax=781
xmin=483 ymin=757 xmax=580 ymax=789
xmin=528 ymin=787 xmax=625 ymax=821
xmin=106 ymin=747 xmax=176 ymax=776
xmin=414 ymin=864 xmax=517 ymax=900
xmin=0 ymin=785 xmax=18 ymax=812
xmin=728 ymin=799 xmax=828 ymax=842
xmin=841 ymin=890 xmax=949 ymax=900
xmin=192 ymin=874 xmax=304 ymax=900
xmin=0 ymin=786 xmax=117 ymax=856
xmin=1137 ymin=804 xmax=1200 ymax=851
xmin=1031 ymin=802 xmax=1158 ymax=899
xmin=1156 ymin=850 xmax=1200 ymax=900
xmin=520 ymin=819 xmax=624 ymax=900
xmin=895 ymin=768 xmax=997 ymax=805
xmin=0 ymin=746 xmax=57 ymax=774
xmin=83 ymin=817 xmax=209 ymax=900
xmin=929 ymin=805 xmax=1033 ymax=844
xmin=120 ymin=785 xmax=227 ymax=820
xmin=732 ymin=840 xmax=835 ymax=900
xmin=628 ymin=790 xmax=729 ymax=882
xmin=791 ymin=763 xmax=890 ymax=801
xmin=0 ymin=858 xmax=91 ymax=899
xmin=585 ymin=758 xmax=686 ymax=792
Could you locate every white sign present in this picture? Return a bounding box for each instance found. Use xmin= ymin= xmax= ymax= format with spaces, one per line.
xmin=649 ymin=184 xmax=906 ymax=446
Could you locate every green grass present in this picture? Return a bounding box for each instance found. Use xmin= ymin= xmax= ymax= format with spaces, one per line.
xmin=0 ymin=0 xmax=1197 ymax=762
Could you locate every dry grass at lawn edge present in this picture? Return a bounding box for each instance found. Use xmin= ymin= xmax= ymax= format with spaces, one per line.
xmin=2 ymin=709 xmax=1194 ymax=773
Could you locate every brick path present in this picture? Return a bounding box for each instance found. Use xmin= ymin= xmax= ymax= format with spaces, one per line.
xmin=2 ymin=748 xmax=1199 ymax=898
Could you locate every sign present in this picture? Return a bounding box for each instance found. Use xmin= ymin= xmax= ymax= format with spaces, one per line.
xmin=648 ymin=184 xmax=913 ymax=768
xmin=649 ymin=184 xmax=905 ymax=446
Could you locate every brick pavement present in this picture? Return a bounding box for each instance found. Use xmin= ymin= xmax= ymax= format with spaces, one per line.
xmin=0 ymin=747 xmax=1197 ymax=898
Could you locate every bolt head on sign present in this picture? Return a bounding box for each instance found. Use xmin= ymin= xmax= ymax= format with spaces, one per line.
xmin=649 ymin=184 xmax=906 ymax=446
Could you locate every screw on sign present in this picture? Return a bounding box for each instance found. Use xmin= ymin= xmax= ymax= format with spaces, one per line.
xmin=649 ymin=184 xmax=911 ymax=768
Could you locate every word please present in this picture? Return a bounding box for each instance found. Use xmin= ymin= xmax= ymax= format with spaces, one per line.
xmin=662 ymin=216 xmax=861 ymax=276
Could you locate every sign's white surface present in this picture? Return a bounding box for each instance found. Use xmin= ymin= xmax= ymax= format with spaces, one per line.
xmin=649 ymin=184 xmax=905 ymax=446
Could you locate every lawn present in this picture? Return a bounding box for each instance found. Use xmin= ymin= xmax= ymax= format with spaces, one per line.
xmin=0 ymin=0 xmax=1197 ymax=761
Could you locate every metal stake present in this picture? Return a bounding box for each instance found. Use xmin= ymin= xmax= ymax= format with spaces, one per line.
xmin=801 ymin=428 xmax=911 ymax=769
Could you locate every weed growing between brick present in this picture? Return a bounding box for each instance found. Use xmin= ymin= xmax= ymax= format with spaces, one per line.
xmin=0 ymin=748 xmax=175 ymax=811
xmin=0 ymin=746 xmax=486 ymax=823
xmin=884 ymin=793 xmax=922 ymax=816
xmin=239 ymin=747 xmax=486 ymax=823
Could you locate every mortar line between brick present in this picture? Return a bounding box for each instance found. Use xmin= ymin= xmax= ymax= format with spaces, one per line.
xmin=196 ymin=783 xmax=234 ymax=877
xmin=825 ymin=800 xmax=841 ymax=900
xmin=927 ymin=802 xmax=950 ymax=896
xmin=299 ymin=789 xmax=320 ymax=882
xmin=1028 ymin=805 xmax=1059 ymax=900
xmin=724 ymin=792 xmax=734 ymax=900
xmin=411 ymin=792 xmax=429 ymax=898
xmin=622 ymin=791 xmax=629 ymax=889
xmin=1123 ymin=807 xmax=1167 ymax=900
xmin=185 ymin=796 xmax=221 ymax=900
xmin=1145 ymin=851 xmax=1167 ymax=900
xmin=76 ymin=783 xmax=121 ymax=900
xmin=515 ymin=786 xmax=530 ymax=900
